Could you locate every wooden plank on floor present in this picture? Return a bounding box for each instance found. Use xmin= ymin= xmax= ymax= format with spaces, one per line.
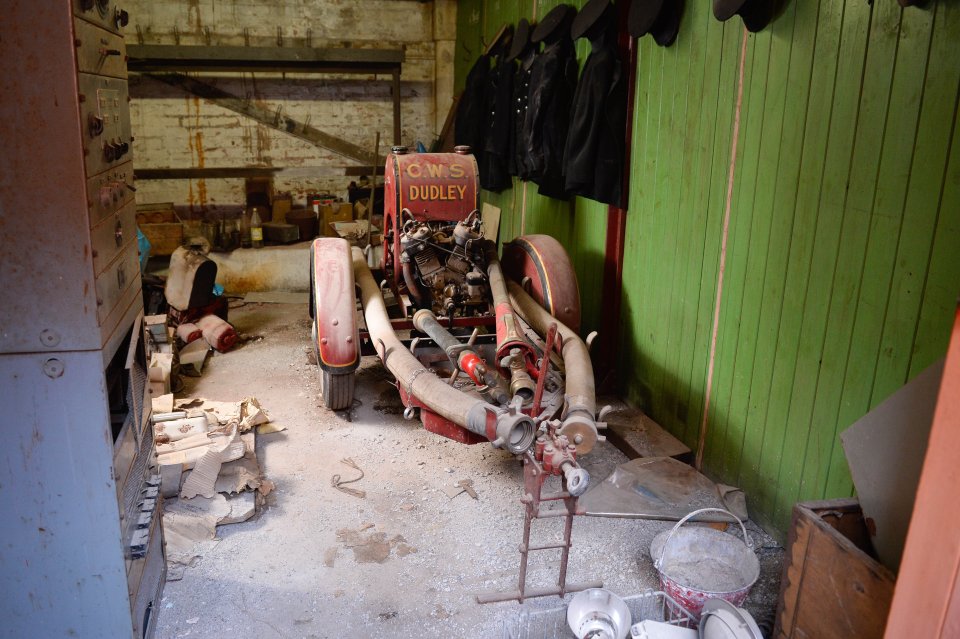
xmin=603 ymin=406 xmax=692 ymax=462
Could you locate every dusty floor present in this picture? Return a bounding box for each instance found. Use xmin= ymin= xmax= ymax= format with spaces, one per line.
xmin=155 ymin=302 xmax=783 ymax=638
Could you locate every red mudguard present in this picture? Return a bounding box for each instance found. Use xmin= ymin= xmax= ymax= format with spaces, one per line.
xmin=501 ymin=235 xmax=582 ymax=335
xmin=311 ymin=238 xmax=360 ymax=373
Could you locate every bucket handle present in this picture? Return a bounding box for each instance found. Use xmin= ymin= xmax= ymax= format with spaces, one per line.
xmin=654 ymin=507 xmax=753 ymax=571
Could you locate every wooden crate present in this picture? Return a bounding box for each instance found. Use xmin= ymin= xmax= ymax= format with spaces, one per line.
xmin=775 ymin=499 xmax=896 ymax=638
xmin=137 ymin=203 xmax=183 ymax=256
xmin=320 ymin=202 xmax=353 ymax=237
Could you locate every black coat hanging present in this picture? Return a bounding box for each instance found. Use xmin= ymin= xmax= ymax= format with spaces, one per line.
xmin=521 ymin=4 xmax=578 ymax=200
xmin=563 ymin=0 xmax=628 ymax=206
xmin=481 ymin=27 xmax=515 ymax=192
xmin=454 ymin=53 xmax=491 ymax=167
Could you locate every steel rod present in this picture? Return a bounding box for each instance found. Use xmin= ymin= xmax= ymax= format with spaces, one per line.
xmin=475 ymin=581 xmax=604 ymax=605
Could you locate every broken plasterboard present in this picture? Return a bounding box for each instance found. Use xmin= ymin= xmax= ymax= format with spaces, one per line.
xmin=215 ymin=433 xmax=262 ymax=494
xmin=174 ymin=396 xmax=282 ymax=434
xmin=841 ymin=358 xmax=944 ymax=572
xmin=179 ymin=428 xmax=244 ymax=499
xmin=152 ymin=393 xmax=175 ymax=414
xmin=162 ymin=492 xmax=258 ymax=579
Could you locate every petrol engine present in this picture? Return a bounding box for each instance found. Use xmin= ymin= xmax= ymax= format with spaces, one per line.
xmin=398 ymin=211 xmax=490 ymax=319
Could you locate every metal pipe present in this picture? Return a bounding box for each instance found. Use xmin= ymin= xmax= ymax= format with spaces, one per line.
xmin=401 ymin=259 xmax=431 ymax=308
xmin=484 ymin=241 xmax=536 ymax=362
xmin=412 ymin=309 xmax=511 ymax=405
xmin=352 ymin=247 xmax=535 ymax=454
xmin=507 ymin=280 xmax=599 ymax=454
xmin=506 ymin=348 xmax=536 ymax=400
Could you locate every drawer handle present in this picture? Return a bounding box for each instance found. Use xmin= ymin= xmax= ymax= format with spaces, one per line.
xmin=115 ymin=219 xmax=124 ymax=247
xmin=117 ymin=265 xmax=126 ymax=290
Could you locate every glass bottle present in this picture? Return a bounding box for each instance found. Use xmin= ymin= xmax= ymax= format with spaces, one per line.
xmin=250 ymin=207 xmax=264 ymax=248
xmin=240 ymin=208 xmax=252 ymax=248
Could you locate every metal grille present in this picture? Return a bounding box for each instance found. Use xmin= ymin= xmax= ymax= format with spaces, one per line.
xmin=499 ymin=590 xmax=696 ymax=639
xmin=130 ymin=357 xmax=147 ymax=439
xmin=121 ymin=414 xmax=154 ymax=543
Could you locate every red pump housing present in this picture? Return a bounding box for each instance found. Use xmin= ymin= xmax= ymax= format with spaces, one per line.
xmin=381 ymin=148 xmax=480 ymax=288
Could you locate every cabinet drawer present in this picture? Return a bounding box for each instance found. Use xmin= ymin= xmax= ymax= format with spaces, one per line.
xmin=78 ymin=73 xmax=132 ymax=177
xmin=96 ymin=243 xmax=139 ymax=326
xmin=74 ymin=18 xmax=127 ymax=79
xmin=92 ymin=202 xmax=136 ymax=276
xmin=88 ymin=161 xmax=135 ymax=228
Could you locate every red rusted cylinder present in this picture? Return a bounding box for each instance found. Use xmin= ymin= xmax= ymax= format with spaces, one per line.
xmin=383 ymin=150 xmax=479 ymax=222
xmin=382 ymin=150 xmax=480 ymax=282
xmin=176 ymin=322 xmax=202 ymax=343
xmin=195 ymin=314 xmax=238 ymax=352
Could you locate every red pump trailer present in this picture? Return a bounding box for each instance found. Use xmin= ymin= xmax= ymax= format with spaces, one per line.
xmin=309 ymin=146 xmax=599 ymax=474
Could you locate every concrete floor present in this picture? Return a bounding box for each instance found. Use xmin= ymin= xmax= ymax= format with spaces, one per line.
xmin=155 ymin=302 xmax=783 ymax=638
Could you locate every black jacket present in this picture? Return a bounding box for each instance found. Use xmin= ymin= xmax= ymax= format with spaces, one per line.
xmin=522 ymin=36 xmax=579 ymax=199
xmin=511 ymin=50 xmax=536 ymax=179
xmin=481 ymin=52 xmax=514 ymax=192
xmin=455 ymin=54 xmax=491 ymax=167
xmin=563 ymin=30 xmax=627 ymax=206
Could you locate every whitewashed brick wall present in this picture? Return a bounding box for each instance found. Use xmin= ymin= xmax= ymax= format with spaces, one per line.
xmin=124 ymin=0 xmax=456 ymax=214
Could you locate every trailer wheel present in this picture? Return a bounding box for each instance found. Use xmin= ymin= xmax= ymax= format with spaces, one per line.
xmin=321 ymin=370 xmax=356 ymax=411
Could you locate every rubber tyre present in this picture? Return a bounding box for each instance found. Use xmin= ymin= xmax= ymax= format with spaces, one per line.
xmin=321 ymin=369 xmax=356 ymax=410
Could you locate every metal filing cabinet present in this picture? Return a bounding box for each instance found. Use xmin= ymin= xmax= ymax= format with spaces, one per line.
xmin=0 ymin=2 xmax=165 ymax=638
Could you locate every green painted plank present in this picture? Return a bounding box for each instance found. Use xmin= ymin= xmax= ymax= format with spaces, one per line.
xmin=688 ymin=21 xmax=744 ymax=456
xmin=570 ymin=197 xmax=607 ymax=334
xmin=794 ymin=0 xmax=905 ymax=501
xmin=661 ymin=1 xmax=713 ymax=438
xmin=827 ymin=3 xmax=936 ymax=502
xmin=708 ymin=30 xmax=771 ymax=481
xmin=871 ymin=0 xmax=959 ymax=403
xmin=759 ymin=0 xmax=846 ymax=528
xmin=734 ymin=0 xmax=818 ymax=519
xmin=772 ymin=0 xmax=874 ymax=517
xmin=909 ymin=89 xmax=960 ymax=378
xmin=645 ymin=13 xmax=689 ymax=426
xmin=778 ymin=0 xmax=873 ymax=508
xmin=618 ymin=42 xmax=649 ymax=404
xmin=728 ymin=16 xmax=799 ymax=491
xmin=667 ymin=11 xmax=730 ymax=445
xmin=667 ymin=17 xmax=736 ymax=448
xmin=622 ymin=34 xmax=665 ymax=408
xmin=624 ymin=37 xmax=667 ymax=412
xmin=454 ymin=0 xmax=485 ymax=93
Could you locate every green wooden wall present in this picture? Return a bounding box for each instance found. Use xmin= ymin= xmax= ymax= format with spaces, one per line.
xmin=455 ymin=0 xmax=610 ymax=336
xmin=456 ymin=0 xmax=960 ymax=537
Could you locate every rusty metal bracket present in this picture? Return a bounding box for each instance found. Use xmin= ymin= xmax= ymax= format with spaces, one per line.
xmin=475 ymin=443 xmax=601 ymax=604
